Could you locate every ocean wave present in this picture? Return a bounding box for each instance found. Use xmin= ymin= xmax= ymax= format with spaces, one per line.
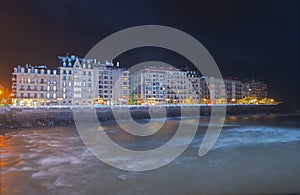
xmin=210 ymin=126 xmax=300 ymax=150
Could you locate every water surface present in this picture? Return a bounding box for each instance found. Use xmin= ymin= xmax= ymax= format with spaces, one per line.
xmin=1 ymin=114 xmax=300 ymax=194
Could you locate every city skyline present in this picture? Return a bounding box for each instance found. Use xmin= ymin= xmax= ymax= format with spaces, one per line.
xmin=10 ymin=54 xmax=272 ymax=107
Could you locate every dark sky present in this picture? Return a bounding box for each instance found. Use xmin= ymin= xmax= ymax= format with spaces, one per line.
xmin=0 ymin=0 xmax=299 ymax=105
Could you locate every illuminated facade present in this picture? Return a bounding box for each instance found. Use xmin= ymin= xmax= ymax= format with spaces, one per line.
xmin=132 ymin=65 xmax=198 ymax=105
xmin=242 ymin=79 xmax=268 ymax=100
xmin=11 ymin=55 xmax=270 ymax=107
xmin=200 ymin=77 xmax=243 ymax=104
xmin=225 ymin=78 xmax=243 ymax=103
xmin=186 ymin=70 xmax=201 ymax=103
xmin=12 ymin=65 xmax=59 ymax=106
xmin=12 ymin=55 xmax=129 ymax=107
xmin=58 ymin=55 xmax=94 ymax=105
xmin=200 ymin=76 xmax=227 ymax=104
xmin=94 ymin=61 xmax=130 ymax=105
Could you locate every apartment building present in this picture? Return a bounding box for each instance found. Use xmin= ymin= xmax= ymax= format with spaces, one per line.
xmin=224 ymin=77 xmax=243 ymax=103
xmin=11 ymin=54 xmax=269 ymax=106
xmin=58 ymin=55 xmax=94 ymax=105
xmin=94 ymin=61 xmax=130 ymax=105
xmin=12 ymin=65 xmax=59 ymax=106
xmin=242 ymin=79 xmax=268 ymax=100
xmin=186 ymin=70 xmax=201 ymax=103
xmin=200 ymin=76 xmax=227 ymax=104
xmin=132 ymin=65 xmax=197 ymax=105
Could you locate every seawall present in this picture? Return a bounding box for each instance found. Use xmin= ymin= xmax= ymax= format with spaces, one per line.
xmin=0 ymin=105 xmax=279 ymax=130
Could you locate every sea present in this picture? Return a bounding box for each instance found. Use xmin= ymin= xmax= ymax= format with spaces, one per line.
xmin=1 ymin=114 xmax=300 ymax=194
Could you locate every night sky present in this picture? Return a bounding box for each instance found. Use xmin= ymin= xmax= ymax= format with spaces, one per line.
xmin=0 ymin=0 xmax=299 ymax=105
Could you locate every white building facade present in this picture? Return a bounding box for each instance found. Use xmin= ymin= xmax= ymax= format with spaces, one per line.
xmin=11 ymin=55 xmax=269 ymax=106
xmin=94 ymin=61 xmax=130 ymax=105
xmin=58 ymin=55 xmax=95 ymax=106
xmin=132 ymin=66 xmax=198 ymax=105
xmin=12 ymin=65 xmax=59 ymax=106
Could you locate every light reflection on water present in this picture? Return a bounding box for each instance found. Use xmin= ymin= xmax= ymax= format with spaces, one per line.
xmin=1 ymin=115 xmax=300 ymax=194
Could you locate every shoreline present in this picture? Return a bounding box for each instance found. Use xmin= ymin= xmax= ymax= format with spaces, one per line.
xmin=0 ymin=104 xmax=284 ymax=130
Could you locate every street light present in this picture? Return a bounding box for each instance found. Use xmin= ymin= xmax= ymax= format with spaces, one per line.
xmin=57 ymin=98 xmax=63 ymax=107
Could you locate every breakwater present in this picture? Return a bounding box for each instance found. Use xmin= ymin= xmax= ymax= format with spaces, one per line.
xmin=0 ymin=105 xmax=279 ymax=130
